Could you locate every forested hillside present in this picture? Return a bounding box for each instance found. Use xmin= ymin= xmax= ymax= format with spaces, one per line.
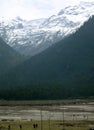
xmin=0 ymin=17 xmax=94 ymax=100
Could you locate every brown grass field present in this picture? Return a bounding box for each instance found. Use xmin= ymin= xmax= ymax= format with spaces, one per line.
xmin=0 ymin=119 xmax=94 ymax=130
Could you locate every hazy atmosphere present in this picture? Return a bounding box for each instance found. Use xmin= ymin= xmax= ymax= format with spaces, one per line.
xmin=0 ymin=0 xmax=94 ymax=20
xmin=0 ymin=0 xmax=94 ymax=129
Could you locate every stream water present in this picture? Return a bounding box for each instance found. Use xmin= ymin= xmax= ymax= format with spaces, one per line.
xmin=0 ymin=103 xmax=94 ymax=121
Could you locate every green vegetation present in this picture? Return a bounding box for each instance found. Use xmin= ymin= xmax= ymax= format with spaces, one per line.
xmin=0 ymin=17 xmax=94 ymax=100
xmin=0 ymin=120 xmax=93 ymax=130
xmin=0 ymin=84 xmax=94 ymax=100
xmin=0 ymin=37 xmax=25 ymax=77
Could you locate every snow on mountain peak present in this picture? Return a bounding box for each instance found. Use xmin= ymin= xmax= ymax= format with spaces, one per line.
xmin=0 ymin=1 xmax=94 ymax=56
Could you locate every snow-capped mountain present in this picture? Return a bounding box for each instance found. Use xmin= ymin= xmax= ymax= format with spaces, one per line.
xmin=0 ymin=1 xmax=94 ymax=56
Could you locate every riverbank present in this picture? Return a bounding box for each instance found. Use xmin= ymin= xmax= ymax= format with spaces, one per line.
xmin=0 ymin=99 xmax=94 ymax=121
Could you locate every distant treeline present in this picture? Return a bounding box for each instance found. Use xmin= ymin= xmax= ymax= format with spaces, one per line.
xmin=0 ymin=82 xmax=94 ymax=100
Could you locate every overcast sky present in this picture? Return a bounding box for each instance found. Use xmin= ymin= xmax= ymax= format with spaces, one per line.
xmin=0 ymin=0 xmax=94 ymax=20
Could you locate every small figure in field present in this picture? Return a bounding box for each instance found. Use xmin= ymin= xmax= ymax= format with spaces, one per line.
xmin=8 ymin=125 xmax=10 ymax=130
xmin=35 ymin=123 xmax=38 ymax=128
xmin=33 ymin=124 xmax=36 ymax=128
xmin=33 ymin=123 xmax=38 ymax=128
xmin=19 ymin=125 xmax=22 ymax=130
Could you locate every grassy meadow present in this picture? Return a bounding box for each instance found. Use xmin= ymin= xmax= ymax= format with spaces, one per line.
xmin=0 ymin=120 xmax=93 ymax=130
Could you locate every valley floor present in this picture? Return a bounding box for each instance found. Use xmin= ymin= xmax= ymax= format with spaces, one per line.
xmin=0 ymin=99 xmax=94 ymax=130
xmin=0 ymin=99 xmax=94 ymax=120
xmin=0 ymin=120 xmax=93 ymax=130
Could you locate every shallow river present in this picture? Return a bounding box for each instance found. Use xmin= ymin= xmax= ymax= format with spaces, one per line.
xmin=0 ymin=102 xmax=94 ymax=121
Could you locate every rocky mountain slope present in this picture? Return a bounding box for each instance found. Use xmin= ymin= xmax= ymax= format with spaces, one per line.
xmin=1 ymin=16 xmax=94 ymax=99
xmin=0 ymin=37 xmax=25 ymax=76
xmin=0 ymin=1 xmax=94 ymax=56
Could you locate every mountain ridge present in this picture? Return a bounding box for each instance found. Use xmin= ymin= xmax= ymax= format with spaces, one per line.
xmin=0 ymin=37 xmax=25 ymax=77
xmin=0 ymin=16 xmax=94 ymax=99
xmin=0 ymin=1 xmax=94 ymax=56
